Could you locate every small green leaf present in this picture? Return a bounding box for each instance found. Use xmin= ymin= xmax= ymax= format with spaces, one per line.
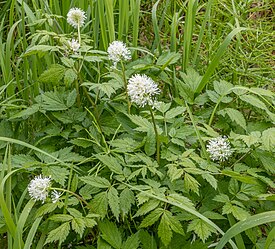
xmin=262 ymin=128 xmax=275 ymax=151
xmin=158 ymin=213 xmax=173 ymax=246
xmin=80 ymin=176 xmax=110 ymax=188
xmin=145 ymin=128 xmax=156 ymax=156
xmin=239 ymin=94 xmax=267 ymax=110
xmin=49 ymin=214 xmax=73 ymax=222
xmin=218 ymin=108 xmax=246 ymax=130
xmin=184 ymin=173 xmax=200 ymax=194
xmin=139 ymin=208 xmax=163 ymax=228
xmin=71 ymin=218 xmax=85 ymax=237
xmin=122 ymin=233 xmax=140 ymax=249
xmin=120 ymin=188 xmax=135 ymax=217
xmin=139 ymin=230 xmax=157 ymax=249
xmin=66 ymin=89 xmax=77 ymax=107
xmin=45 ymin=222 xmax=70 ymax=244
xmin=134 ymin=199 xmax=160 ymax=217
xmin=187 ymin=218 xmax=216 ymax=242
xmin=90 ymin=192 xmax=108 ymax=217
xmin=108 ymin=186 xmax=120 ymax=220
xmin=99 ymin=220 xmax=122 ymax=249
xmin=96 ymin=154 xmax=123 ymax=175
xmin=222 ymin=203 xmax=250 ymax=221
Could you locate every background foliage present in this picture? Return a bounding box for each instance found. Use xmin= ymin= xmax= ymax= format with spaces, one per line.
xmin=0 ymin=0 xmax=274 ymax=248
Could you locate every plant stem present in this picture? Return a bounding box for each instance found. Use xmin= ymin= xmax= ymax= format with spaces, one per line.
xmin=149 ymin=106 xmax=160 ymax=164
xmin=185 ymin=102 xmax=209 ymax=160
xmin=120 ymin=61 xmax=131 ymax=114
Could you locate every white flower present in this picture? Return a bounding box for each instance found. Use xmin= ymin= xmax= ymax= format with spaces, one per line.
xmin=127 ymin=74 xmax=160 ymax=107
xmin=67 ymin=8 xmax=86 ymax=28
xmin=68 ymin=39 xmax=80 ymax=52
xmin=28 ymin=175 xmax=51 ymax=203
xmin=206 ymin=136 xmax=233 ymax=162
xmin=107 ymin=41 xmax=131 ymax=66
xmin=51 ymin=190 xmax=61 ymax=203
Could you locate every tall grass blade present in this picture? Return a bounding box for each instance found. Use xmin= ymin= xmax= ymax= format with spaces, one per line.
xmin=182 ymin=0 xmax=197 ymax=71
xmin=131 ymin=0 xmax=140 ymax=59
xmin=264 ymin=226 xmax=275 ymax=249
xmin=23 ymin=217 xmax=43 ymax=249
xmin=216 ymin=211 xmax=275 ymax=249
xmin=151 ymin=0 xmax=161 ymax=54
xmin=105 ymin=0 xmax=115 ymax=42
xmin=97 ymin=0 xmax=108 ymax=50
xmin=195 ymin=27 xmax=246 ymax=94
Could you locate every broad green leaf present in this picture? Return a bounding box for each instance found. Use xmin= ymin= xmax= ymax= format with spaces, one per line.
xmin=66 ymin=89 xmax=77 ymax=107
xmin=67 ymin=208 xmax=82 ymax=218
xmin=158 ymin=212 xmax=173 ymax=246
xmin=139 ymin=208 xmax=163 ymax=228
xmin=222 ymin=170 xmax=258 ymax=184
xmin=42 ymin=166 xmax=69 ymax=186
xmin=237 ymin=132 xmax=261 ymax=147
xmin=64 ymin=69 xmax=77 ymax=86
xmin=213 ymin=80 xmax=233 ymax=95
xmin=120 ymin=188 xmax=135 ymax=217
xmin=165 ymin=106 xmax=185 ymax=120
xmin=109 ymin=138 xmax=140 ymax=152
xmin=35 ymin=91 xmax=68 ymax=111
xmin=108 ymin=186 xmax=120 ymax=220
xmin=218 ymin=108 xmax=246 ymax=130
xmin=84 ymin=218 xmax=97 ymax=228
xmin=38 ymin=64 xmax=65 ymax=84
xmin=261 ymin=128 xmax=275 ymax=151
xmin=134 ymin=199 xmax=160 ymax=217
xmin=91 ymin=192 xmax=108 ymax=217
xmin=139 ymin=230 xmax=157 ymax=249
xmin=45 ymin=222 xmax=70 ymax=244
xmin=163 ymin=210 xmax=185 ymax=235
xmin=156 ymin=51 xmax=181 ymax=66
xmin=122 ymin=233 xmax=140 ymax=249
xmin=35 ymin=203 xmax=59 ymax=218
xmin=49 ymin=214 xmax=73 ymax=222
xmin=222 ymin=203 xmax=250 ymax=221
xmin=213 ymin=194 xmax=230 ymax=203
xmin=80 ymin=176 xmax=110 ymax=188
xmin=167 ymin=165 xmax=184 ymax=181
xmin=257 ymin=151 xmax=275 ymax=174
xmin=239 ymin=94 xmax=267 ymax=110
xmin=128 ymin=115 xmax=152 ymax=132
xmin=188 ymin=218 xmax=216 ymax=242
xmin=96 ymin=154 xmax=123 ymax=175
xmin=201 ymin=173 xmax=217 ymax=189
xmin=71 ymin=218 xmax=86 ymax=237
xmin=229 ymin=179 xmax=239 ymax=195
xmin=9 ymin=104 xmax=39 ymax=120
xmin=184 ymin=173 xmax=200 ymax=194
xmin=99 ymin=220 xmax=122 ymax=249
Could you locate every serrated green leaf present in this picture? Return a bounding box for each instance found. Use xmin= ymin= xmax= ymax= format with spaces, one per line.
xmin=222 ymin=203 xmax=250 ymax=221
xmin=164 ymin=210 xmax=185 ymax=235
xmin=134 ymin=199 xmax=160 ymax=217
xmin=80 ymin=176 xmax=110 ymax=188
xmin=213 ymin=80 xmax=233 ymax=95
xmin=99 ymin=220 xmax=122 ymax=249
xmin=71 ymin=218 xmax=86 ymax=237
xmin=96 ymin=154 xmax=123 ymax=175
xmin=158 ymin=212 xmax=173 ymax=246
xmin=201 ymin=173 xmax=217 ymax=189
xmin=42 ymin=166 xmax=69 ymax=186
xmin=91 ymin=192 xmax=108 ymax=217
xmin=109 ymin=138 xmax=140 ymax=152
xmin=120 ymin=188 xmax=135 ymax=217
xmin=184 ymin=173 xmax=200 ymax=194
xmin=66 ymin=89 xmax=77 ymax=107
xmin=167 ymin=165 xmax=184 ymax=181
xmin=35 ymin=91 xmax=68 ymax=111
xmin=262 ymin=128 xmax=275 ymax=151
xmin=108 ymin=186 xmax=120 ymax=220
xmin=64 ymin=69 xmax=77 ymax=86
xmin=128 ymin=115 xmax=152 ymax=132
xmin=84 ymin=218 xmax=97 ymax=228
xmin=229 ymin=179 xmax=239 ymax=195
xmin=139 ymin=208 xmax=163 ymax=228
xmin=35 ymin=203 xmax=59 ymax=218
xmin=49 ymin=214 xmax=73 ymax=222
xmin=165 ymin=106 xmax=185 ymax=120
xmin=239 ymin=94 xmax=267 ymax=110
xmin=187 ymin=218 xmax=216 ymax=242
xmin=9 ymin=104 xmax=40 ymax=120
xmin=45 ymin=222 xmax=70 ymax=244
xmin=237 ymin=132 xmax=261 ymax=147
xmin=139 ymin=230 xmax=157 ymax=249
xmin=218 ymin=108 xmax=246 ymax=130
xmin=67 ymin=208 xmax=82 ymax=218
xmin=257 ymin=150 xmax=275 ymax=174
xmin=38 ymin=64 xmax=65 ymax=84
xmin=122 ymin=233 xmax=140 ymax=249
xmin=156 ymin=51 xmax=181 ymax=66
xmin=213 ymin=194 xmax=230 ymax=203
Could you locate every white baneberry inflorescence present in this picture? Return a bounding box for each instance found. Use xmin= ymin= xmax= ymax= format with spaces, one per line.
xmin=51 ymin=190 xmax=61 ymax=203
xmin=206 ymin=136 xmax=233 ymax=162
xmin=107 ymin=41 xmax=131 ymax=66
xmin=68 ymin=39 xmax=80 ymax=53
xmin=67 ymin=8 xmax=87 ymax=29
xmin=28 ymin=175 xmax=51 ymax=203
xmin=127 ymin=74 xmax=160 ymax=107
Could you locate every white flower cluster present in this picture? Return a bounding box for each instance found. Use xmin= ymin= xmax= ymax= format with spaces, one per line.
xmin=68 ymin=39 xmax=80 ymax=53
xmin=127 ymin=74 xmax=160 ymax=107
xmin=67 ymin=8 xmax=86 ymax=28
xmin=206 ymin=136 xmax=233 ymax=162
xmin=28 ymin=175 xmax=61 ymax=203
xmin=107 ymin=41 xmax=131 ymax=66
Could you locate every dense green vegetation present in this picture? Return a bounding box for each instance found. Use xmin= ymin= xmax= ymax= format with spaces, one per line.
xmin=0 ymin=0 xmax=274 ymax=248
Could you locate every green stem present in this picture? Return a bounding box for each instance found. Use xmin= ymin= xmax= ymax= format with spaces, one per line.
xmin=149 ymin=106 xmax=160 ymax=164
xmin=185 ymin=102 xmax=209 ymax=160
xmin=120 ymin=61 xmax=131 ymax=114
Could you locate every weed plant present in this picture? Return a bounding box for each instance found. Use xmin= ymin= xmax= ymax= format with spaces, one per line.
xmin=0 ymin=0 xmax=274 ymax=248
